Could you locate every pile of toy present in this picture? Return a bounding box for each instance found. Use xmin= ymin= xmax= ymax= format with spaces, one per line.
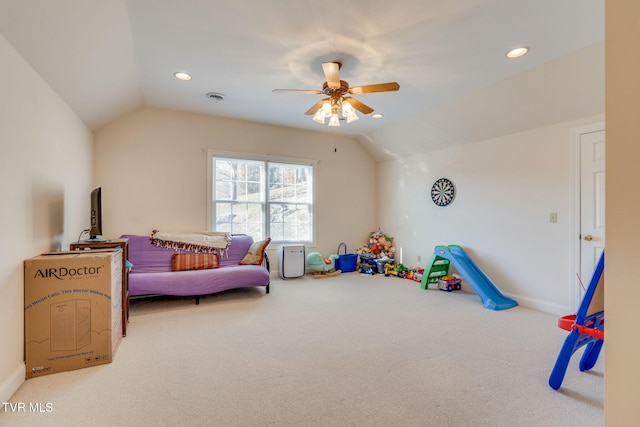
xmin=383 ymin=262 xmax=425 ymax=282
xmin=356 ymin=229 xmax=396 ymax=275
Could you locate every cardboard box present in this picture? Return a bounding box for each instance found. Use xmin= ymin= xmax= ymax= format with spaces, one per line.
xmin=24 ymin=250 xmax=122 ymax=379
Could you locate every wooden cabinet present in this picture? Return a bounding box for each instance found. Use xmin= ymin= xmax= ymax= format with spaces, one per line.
xmin=70 ymin=238 xmax=129 ymax=336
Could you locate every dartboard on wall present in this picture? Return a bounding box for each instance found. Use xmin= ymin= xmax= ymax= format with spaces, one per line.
xmin=431 ymin=178 xmax=455 ymax=206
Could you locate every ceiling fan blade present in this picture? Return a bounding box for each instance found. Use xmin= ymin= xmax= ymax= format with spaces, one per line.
xmin=322 ymin=62 xmax=341 ymax=90
xmin=272 ymin=89 xmax=323 ymax=94
xmin=349 ymin=82 xmax=400 ymax=95
xmin=304 ymin=98 xmax=330 ymax=115
xmin=344 ymin=97 xmax=374 ymax=115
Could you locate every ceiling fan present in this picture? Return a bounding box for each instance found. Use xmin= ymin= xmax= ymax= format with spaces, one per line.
xmin=272 ymin=62 xmax=400 ymax=126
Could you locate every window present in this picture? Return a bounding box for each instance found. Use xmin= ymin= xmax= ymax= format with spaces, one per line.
xmin=210 ymin=154 xmax=314 ymax=243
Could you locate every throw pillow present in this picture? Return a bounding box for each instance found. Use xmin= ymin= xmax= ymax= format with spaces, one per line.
xmin=239 ymin=238 xmax=271 ymax=265
xmin=171 ymin=253 xmax=219 ymax=272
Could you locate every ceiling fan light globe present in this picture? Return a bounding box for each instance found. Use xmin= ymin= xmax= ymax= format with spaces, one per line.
xmin=312 ymin=111 xmax=326 ymax=124
xmin=341 ymin=100 xmax=355 ymax=117
xmin=328 ymin=114 xmax=340 ymax=127
xmin=319 ymin=101 xmax=332 ymax=118
xmin=346 ymin=112 xmax=359 ymax=124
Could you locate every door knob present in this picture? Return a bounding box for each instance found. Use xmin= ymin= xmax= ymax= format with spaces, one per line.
xmin=583 ymin=235 xmax=593 ymax=241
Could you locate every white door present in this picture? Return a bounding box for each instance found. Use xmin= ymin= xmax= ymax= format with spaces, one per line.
xmin=578 ymin=127 xmax=605 ymax=304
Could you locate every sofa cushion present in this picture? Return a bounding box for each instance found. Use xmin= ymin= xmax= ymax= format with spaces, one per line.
xmin=128 ymin=265 xmax=270 ymax=297
xmin=239 ymin=238 xmax=271 ymax=265
xmin=121 ymin=234 xmax=257 ymax=272
xmin=171 ymin=253 xmax=219 ymax=271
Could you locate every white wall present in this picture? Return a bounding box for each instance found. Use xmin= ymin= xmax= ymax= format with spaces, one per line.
xmin=0 ymin=34 xmax=93 ymax=402
xmin=93 ymin=106 xmax=377 ymax=265
xmin=377 ymin=115 xmax=603 ymax=314
xmin=367 ymin=40 xmax=605 ymax=315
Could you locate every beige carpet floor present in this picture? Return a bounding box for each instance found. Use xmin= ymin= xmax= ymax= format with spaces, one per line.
xmin=1 ymin=273 xmax=603 ymax=426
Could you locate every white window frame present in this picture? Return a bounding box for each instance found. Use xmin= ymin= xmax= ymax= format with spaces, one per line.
xmin=207 ymin=150 xmax=316 ymax=245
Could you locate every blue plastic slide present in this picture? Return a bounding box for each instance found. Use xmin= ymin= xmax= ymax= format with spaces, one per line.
xmin=433 ymin=245 xmax=518 ymax=310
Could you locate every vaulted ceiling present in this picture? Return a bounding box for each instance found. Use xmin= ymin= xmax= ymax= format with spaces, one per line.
xmin=0 ymin=0 xmax=604 ymax=155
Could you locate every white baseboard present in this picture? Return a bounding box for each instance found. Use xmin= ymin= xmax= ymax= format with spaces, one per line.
xmin=0 ymin=363 xmax=25 ymax=403
xmin=509 ymin=293 xmax=570 ymax=316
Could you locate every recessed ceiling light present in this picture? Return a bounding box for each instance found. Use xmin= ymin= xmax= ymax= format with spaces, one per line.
xmin=372 ymin=113 xmax=384 ymax=119
xmin=173 ymin=72 xmax=192 ymax=81
xmin=506 ymin=46 xmax=529 ymax=59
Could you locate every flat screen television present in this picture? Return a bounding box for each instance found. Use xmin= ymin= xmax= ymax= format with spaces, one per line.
xmin=88 ymin=187 xmax=103 ymax=241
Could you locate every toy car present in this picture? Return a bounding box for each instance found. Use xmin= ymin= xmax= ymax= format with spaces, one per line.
xmin=384 ymin=262 xmax=408 ymax=277
xmin=384 ymin=262 xmax=397 ymax=277
xmin=437 ymin=276 xmax=462 ymax=292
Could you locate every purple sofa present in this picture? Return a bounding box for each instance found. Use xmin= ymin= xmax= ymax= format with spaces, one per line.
xmin=121 ymin=234 xmax=270 ymax=304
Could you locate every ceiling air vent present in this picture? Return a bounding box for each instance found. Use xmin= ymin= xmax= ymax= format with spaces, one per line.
xmin=205 ymin=92 xmax=225 ymax=102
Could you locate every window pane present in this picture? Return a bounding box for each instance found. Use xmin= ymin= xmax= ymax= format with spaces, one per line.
xmin=233 ymin=181 xmax=245 ymax=200
xmin=270 ymin=203 xmax=311 ymax=241
xmin=270 ymin=222 xmax=284 ymax=241
xmin=215 ymin=158 xmax=264 ymax=202
xmin=215 ymin=160 xmax=234 ymax=182
xmin=212 ymin=156 xmax=312 ymax=243
xmin=247 ymin=164 xmax=261 ymax=181
xmin=215 ymin=181 xmax=231 ymax=200
xmin=268 ymin=163 xmax=312 ymax=203
xmin=214 ymin=202 xmax=264 ymax=237
xmin=247 ymin=182 xmax=260 ymax=201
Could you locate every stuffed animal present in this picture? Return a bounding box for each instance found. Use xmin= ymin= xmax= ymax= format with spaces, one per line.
xmin=367 ymin=229 xmax=395 ymax=257
xmin=306 ymin=252 xmax=339 ymax=272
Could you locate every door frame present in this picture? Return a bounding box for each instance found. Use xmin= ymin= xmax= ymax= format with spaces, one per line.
xmin=571 ymin=121 xmax=605 ymax=311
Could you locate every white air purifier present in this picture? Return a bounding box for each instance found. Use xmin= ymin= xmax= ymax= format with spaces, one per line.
xmin=279 ymin=245 xmax=305 ymax=279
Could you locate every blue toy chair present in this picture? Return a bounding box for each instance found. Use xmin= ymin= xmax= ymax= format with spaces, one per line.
xmin=548 ymin=251 xmax=605 ymax=390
